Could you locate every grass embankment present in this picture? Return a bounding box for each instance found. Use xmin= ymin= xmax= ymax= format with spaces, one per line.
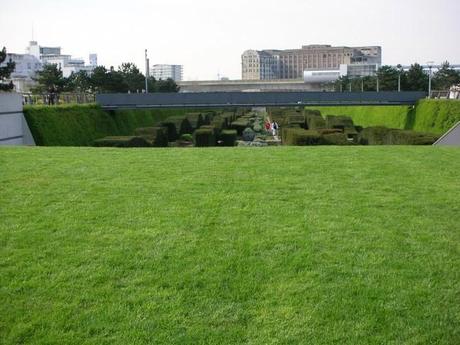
xmin=23 ymin=104 xmax=193 ymax=146
xmin=306 ymin=99 xmax=460 ymax=134
xmin=1 ymin=147 xmax=459 ymax=344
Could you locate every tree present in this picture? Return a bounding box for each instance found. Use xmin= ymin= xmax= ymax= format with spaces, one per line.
xmin=433 ymin=61 xmax=460 ymax=90
xmin=377 ymin=65 xmax=399 ymax=91
xmin=89 ymin=66 xmax=109 ymax=92
xmin=0 ymin=47 xmax=15 ymax=91
xmin=402 ymin=63 xmax=428 ymax=91
xmin=119 ymin=63 xmax=144 ymax=92
xmin=156 ymin=78 xmax=180 ymax=92
xmin=33 ymin=64 xmax=66 ymax=93
xmin=66 ymin=70 xmax=92 ymax=93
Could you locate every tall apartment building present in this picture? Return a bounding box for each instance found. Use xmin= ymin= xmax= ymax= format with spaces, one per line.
xmin=151 ymin=64 xmax=183 ymax=81
xmin=242 ymin=45 xmax=381 ymax=80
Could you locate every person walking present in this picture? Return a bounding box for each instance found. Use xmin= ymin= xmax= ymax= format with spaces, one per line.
xmin=264 ymin=121 xmax=271 ymax=132
xmin=272 ymin=121 xmax=279 ymax=136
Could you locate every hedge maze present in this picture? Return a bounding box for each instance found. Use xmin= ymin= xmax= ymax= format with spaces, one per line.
xmin=270 ymin=107 xmax=440 ymax=146
xmin=93 ymin=106 xmax=440 ymax=148
xmin=94 ymin=109 xmax=242 ymax=148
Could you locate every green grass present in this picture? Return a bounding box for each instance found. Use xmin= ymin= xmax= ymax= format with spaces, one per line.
xmin=305 ymin=105 xmax=411 ymax=129
xmin=409 ymin=100 xmax=460 ymax=134
xmin=1 ymin=147 xmax=459 ymax=344
xmin=23 ymin=105 xmax=196 ymax=146
xmin=306 ymin=99 xmax=460 ymax=134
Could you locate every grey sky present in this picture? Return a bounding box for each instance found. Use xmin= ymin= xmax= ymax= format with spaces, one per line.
xmin=1 ymin=0 xmax=459 ymax=80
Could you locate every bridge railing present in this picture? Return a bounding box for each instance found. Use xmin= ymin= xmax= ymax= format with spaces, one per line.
xmin=96 ymin=91 xmax=427 ymax=109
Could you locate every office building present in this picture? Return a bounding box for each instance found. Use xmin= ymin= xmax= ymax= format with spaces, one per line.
xmin=242 ymin=45 xmax=382 ymax=80
xmin=151 ymin=64 xmax=183 ymax=81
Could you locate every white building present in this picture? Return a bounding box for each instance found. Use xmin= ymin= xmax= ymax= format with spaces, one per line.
xmin=27 ymin=40 xmax=97 ymax=77
xmin=1 ymin=53 xmax=43 ymax=92
xmin=151 ymin=64 xmax=183 ymax=81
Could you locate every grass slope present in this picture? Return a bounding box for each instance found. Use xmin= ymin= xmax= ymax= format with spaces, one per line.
xmin=306 ymin=99 xmax=460 ymax=134
xmin=409 ymin=99 xmax=460 ymax=134
xmin=24 ymin=104 xmax=192 ymax=146
xmin=305 ymin=105 xmax=411 ymax=129
xmin=1 ymin=147 xmax=459 ymax=344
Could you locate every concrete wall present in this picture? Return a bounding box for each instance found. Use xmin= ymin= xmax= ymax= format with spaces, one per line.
xmin=0 ymin=93 xmax=35 ymax=146
xmin=433 ymin=122 xmax=460 ymax=146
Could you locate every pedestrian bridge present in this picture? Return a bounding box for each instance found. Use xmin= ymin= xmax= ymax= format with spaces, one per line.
xmin=97 ymin=91 xmax=426 ymax=110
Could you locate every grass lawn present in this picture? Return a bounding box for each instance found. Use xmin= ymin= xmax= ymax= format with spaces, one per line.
xmin=1 ymin=146 xmax=459 ymax=344
xmin=305 ymin=105 xmax=411 ymax=129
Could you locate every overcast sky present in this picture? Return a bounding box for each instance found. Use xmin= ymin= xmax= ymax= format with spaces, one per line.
xmin=1 ymin=0 xmax=459 ymax=80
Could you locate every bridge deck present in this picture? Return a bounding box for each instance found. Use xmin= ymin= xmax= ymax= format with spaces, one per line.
xmin=96 ymin=91 xmax=426 ymax=109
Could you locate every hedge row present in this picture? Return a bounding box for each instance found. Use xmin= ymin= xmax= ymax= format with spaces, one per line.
xmin=94 ymin=136 xmax=152 ymax=148
xmin=359 ymin=127 xmax=439 ymax=145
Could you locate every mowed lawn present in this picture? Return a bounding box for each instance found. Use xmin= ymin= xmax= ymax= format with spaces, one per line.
xmin=1 ymin=147 xmax=459 ymax=345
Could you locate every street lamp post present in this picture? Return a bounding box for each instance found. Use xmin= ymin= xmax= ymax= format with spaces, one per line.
xmin=361 ymin=78 xmax=364 ymax=93
xmin=145 ymin=49 xmax=149 ymax=93
xmin=398 ymin=73 xmax=401 ymax=92
xmin=376 ymin=77 xmax=379 ymax=92
xmin=427 ymin=61 xmax=434 ymax=98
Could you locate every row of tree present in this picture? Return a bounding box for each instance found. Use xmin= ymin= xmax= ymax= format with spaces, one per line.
xmin=33 ymin=63 xmax=179 ymax=94
xmin=334 ymin=62 xmax=460 ymax=92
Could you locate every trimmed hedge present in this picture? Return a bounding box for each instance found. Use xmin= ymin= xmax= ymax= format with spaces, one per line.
xmin=200 ymin=125 xmax=220 ymax=138
xmin=288 ymin=114 xmax=306 ymax=127
xmin=23 ymin=104 xmax=193 ymax=146
xmin=325 ymin=115 xmax=355 ymax=130
xmin=231 ymin=120 xmax=249 ymax=135
xmin=186 ymin=113 xmax=205 ymax=130
xmin=306 ymin=114 xmax=326 ymax=130
xmin=134 ymin=127 xmax=168 ymax=147
xmin=242 ymin=127 xmax=256 ymax=141
xmin=320 ymin=133 xmax=352 ymax=145
xmin=161 ymin=116 xmax=193 ymax=142
xmin=94 ymin=136 xmax=151 ymax=147
xmin=220 ymin=130 xmax=237 ymax=146
xmin=194 ymin=129 xmax=215 ymax=147
xmin=359 ymin=127 xmax=439 ymax=145
xmin=282 ymin=128 xmax=321 ymax=146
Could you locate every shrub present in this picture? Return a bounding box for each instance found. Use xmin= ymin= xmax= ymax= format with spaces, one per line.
xmin=231 ymin=120 xmax=249 ymax=135
xmin=288 ymin=114 xmax=306 ymax=127
xmin=325 ymin=115 xmax=355 ymax=130
xmin=94 ymin=136 xmax=151 ymax=147
xmin=306 ymin=114 xmax=326 ymax=130
xmin=194 ymin=128 xmax=215 ymax=147
xmin=253 ymin=123 xmax=262 ymax=132
xmin=358 ymin=127 xmax=393 ymax=145
xmin=211 ymin=116 xmax=226 ymax=131
xmin=387 ymin=130 xmax=439 ymax=145
xmin=359 ymin=127 xmax=439 ymax=145
xmin=200 ymin=125 xmax=220 ymax=138
xmin=180 ymin=133 xmax=193 ymax=142
xmin=242 ymin=127 xmax=256 ymax=141
xmin=317 ymin=128 xmax=342 ymax=135
xmin=220 ymin=130 xmax=237 ymax=146
xmin=319 ymin=133 xmax=352 ymax=145
xmin=134 ymin=127 xmax=168 ymax=147
xmin=186 ymin=113 xmax=204 ymax=130
xmin=282 ymin=128 xmax=321 ymax=146
xmin=161 ymin=116 xmax=193 ymax=141
xmin=304 ymin=109 xmax=322 ymax=117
